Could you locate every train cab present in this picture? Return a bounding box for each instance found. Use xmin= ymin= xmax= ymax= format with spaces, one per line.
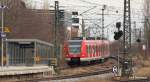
xmin=64 ymin=37 xmax=111 ymax=65
xmin=65 ymin=40 xmax=82 ymax=64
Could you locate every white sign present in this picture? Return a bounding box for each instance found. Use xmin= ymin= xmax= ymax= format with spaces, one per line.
xmin=142 ymin=45 xmax=146 ymax=50
xmin=112 ymin=65 xmax=118 ymax=76
xmin=1 ymin=32 xmax=6 ymax=38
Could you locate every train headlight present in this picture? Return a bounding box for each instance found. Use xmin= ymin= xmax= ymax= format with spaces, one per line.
xmin=81 ymin=54 xmax=86 ymax=57
xmin=66 ymin=54 xmax=69 ymax=57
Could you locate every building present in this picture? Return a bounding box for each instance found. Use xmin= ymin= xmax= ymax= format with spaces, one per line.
xmin=0 ymin=0 xmax=71 ymax=66
xmin=71 ymin=11 xmax=83 ymax=38
xmin=144 ymin=0 xmax=150 ymax=54
xmin=1 ymin=0 xmax=66 ymax=44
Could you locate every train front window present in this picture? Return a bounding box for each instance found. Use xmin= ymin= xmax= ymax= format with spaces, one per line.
xmin=69 ymin=41 xmax=81 ymax=45
xmin=69 ymin=47 xmax=81 ymax=54
xmin=69 ymin=40 xmax=82 ymax=46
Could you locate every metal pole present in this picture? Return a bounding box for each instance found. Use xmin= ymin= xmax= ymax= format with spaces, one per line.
xmin=107 ymin=28 xmax=109 ymax=39
xmin=54 ymin=1 xmax=59 ymax=68
xmin=123 ymin=0 xmax=126 ymax=58
xmin=82 ymin=19 xmax=85 ymax=37
xmin=102 ymin=8 xmax=104 ymax=40
xmin=146 ymin=39 xmax=148 ymax=58
xmin=1 ymin=5 xmax=4 ymax=67
xmin=101 ymin=5 xmax=106 ymax=58
xmin=34 ymin=42 xmax=37 ymax=65
xmin=6 ymin=39 xmax=8 ymax=66
xmin=102 ymin=5 xmax=106 ymax=40
xmin=122 ymin=0 xmax=132 ymax=77
xmin=118 ymin=48 xmax=120 ymax=76
xmin=54 ymin=1 xmax=58 ymax=58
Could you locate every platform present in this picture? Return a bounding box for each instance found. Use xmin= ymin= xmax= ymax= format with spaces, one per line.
xmin=0 ymin=66 xmax=54 ymax=76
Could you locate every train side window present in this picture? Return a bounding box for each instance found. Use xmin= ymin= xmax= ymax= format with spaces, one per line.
xmin=94 ymin=45 xmax=96 ymax=54
xmin=101 ymin=44 xmax=104 ymax=55
xmin=105 ymin=44 xmax=107 ymax=52
xmin=86 ymin=45 xmax=89 ymax=54
xmin=103 ymin=44 xmax=105 ymax=52
xmin=105 ymin=44 xmax=106 ymax=50
xmin=108 ymin=44 xmax=110 ymax=51
xmin=96 ymin=45 xmax=98 ymax=55
xmin=99 ymin=45 xmax=100 ymax=55
xmin=98 ymin=45 xmax=99 ymax=52
xmin=104 ymin=44 xmax=106 ymax=52
xmin=101 ymin=44 xmax=103 ymax=52
xmin=89 ymin=45 xmax=91 ymax=55
xmin=88 ymin=45 xmax=90 ymax=54
xmin=90 ymin=45 xmax=92 ymax=54
xmin=88 ymin=45 xmax=89 ymax=54
xmin=99 ymin=45 xmax=101 ymax=52
xmin=98 ymin=45 xmax=100 ymax=55
xmin=86 ymin=45 xmax=87 ymax=53
xmin=94 ymin=45 xmax=96 ymax=55
xmin=106 ymin=44 xmax=108 ymax=51
xmin=105 ymin=44 xmax=107 ymax=51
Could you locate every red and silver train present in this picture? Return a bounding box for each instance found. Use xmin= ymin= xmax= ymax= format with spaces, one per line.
xmin=64 ymin=37 xmax=117 ymax=64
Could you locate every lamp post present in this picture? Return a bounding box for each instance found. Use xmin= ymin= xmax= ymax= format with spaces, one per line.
xmin=0 ymin=5 xmax=7 ymax=67
xmin=102 ymin=5 xmax=106 ymax=40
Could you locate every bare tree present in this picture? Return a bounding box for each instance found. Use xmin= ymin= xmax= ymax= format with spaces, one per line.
xmin=22 ymin=0 xmax=38 ymax=9
xmin=144 ymin=0 xmax=150 ymax=53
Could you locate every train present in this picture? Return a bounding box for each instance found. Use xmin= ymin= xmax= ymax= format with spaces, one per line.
xmin=64 ymin=37 xmax=119 ymax=65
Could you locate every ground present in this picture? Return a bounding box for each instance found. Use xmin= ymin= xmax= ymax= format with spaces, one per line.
xmin=134 ymin=58 xmax=150 ymax=77
xmin=73 ymin=55 xmax=150 ymax=82
xmin=51 ymin=54 xmax=150 ymax=82
xmin=77 ymin=79 xmax=111 ymax=82
xmin=132 ymin=53 xmax=150 ymax=77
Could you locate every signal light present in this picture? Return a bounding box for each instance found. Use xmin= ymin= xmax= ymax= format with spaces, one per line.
xmin=114 ymin=30 xmax=123 ymax=40
xmin=116 ymin=22 xmax=121 ymax=29
xmin=114 ymin=22 xmax=123 ymax=40
xmin=136 ymin=38 xmax=141 ymax=43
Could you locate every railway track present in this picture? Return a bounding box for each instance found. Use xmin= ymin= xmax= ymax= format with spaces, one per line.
xmin=12 ymin=57 xmax=150 ymax=82
xmin=2 ymin=59 xmax=116 ymax=81
xmin=15 ymin=68 xmax=112 ymax=81
xmin=19 ymin=59 xmax=116 ymax=82
xmin=51 ymin=68 xmax=112 ymax=80
xmin=23 ymin=69 xmax=112 ymax=81
xmin=20 ymin=74 xmax=150 ymax=82
xmin=61 ymin=57 xmax=117 ymax=70
xmin=114 ymin=79 xmax=150 ymax=82
xmin=51 ymin=59 xmax=117 ymax=80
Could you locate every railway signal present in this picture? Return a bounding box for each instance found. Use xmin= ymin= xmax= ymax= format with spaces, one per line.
xmin=114 ymin=31 xmax=123 ymax=40
xmin=116 ymin=22 xmax=121 ymax=29
xmin=113 ymin=65 xmax=118 ymax=76
xmin=114 ymin=22 xmax=123 ymax=40
xmin=121 ymin=0 xmax=133 ymax=77
xmin=136 ymin=38 xmax=141 ymax=43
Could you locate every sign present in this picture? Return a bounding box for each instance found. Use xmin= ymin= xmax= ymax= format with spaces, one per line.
xmin=20 ymin=44 xmax=34 ymax=48
xmin=112 ymin=65 xmax=118 ymax=76
xmin=35 ymin=56 xmax=41 ymax=62
xmin=1 ymin=32 xmax=6 ymax=38
xmin=142 ymin=45 xmax=146 ymax=50
xmin=50 ymin=58 xmax=57 ymax=66
xmin=4 ymin=27 xmax=11 ymax=33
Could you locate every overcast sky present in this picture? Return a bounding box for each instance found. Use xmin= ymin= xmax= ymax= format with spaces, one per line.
xmin=24 ymin=0 xmax=144 ymax=40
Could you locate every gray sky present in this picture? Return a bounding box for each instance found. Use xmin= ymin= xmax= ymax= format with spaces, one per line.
xmin=24 ymin=0 xmax=144 ymax=40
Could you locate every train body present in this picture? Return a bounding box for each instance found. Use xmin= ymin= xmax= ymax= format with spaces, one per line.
xmin=64 ymin=38 xmax=113 ymax=64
